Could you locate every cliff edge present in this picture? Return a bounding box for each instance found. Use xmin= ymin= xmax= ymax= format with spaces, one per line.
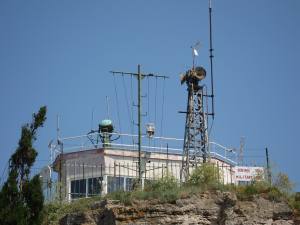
xmin=58 ymin=191 xmax=298 ymax=225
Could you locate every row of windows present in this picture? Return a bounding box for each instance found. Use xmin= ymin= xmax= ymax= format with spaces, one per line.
xmin=70 ymin=176 xmax=136 ymax=199
xmin=107 ymin=176 xmax=136 ymax=193
xmin=70 ymin=177 xmax=102 ymax=199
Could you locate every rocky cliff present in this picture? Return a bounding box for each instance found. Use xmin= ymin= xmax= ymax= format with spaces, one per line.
xmin=59 ymin=191 xmax=298 ymax=225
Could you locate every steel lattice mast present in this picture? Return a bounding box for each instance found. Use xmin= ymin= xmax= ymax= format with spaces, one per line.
xmin=180 ymin=67 xmax=209 ymax=181
xmin=180 ymin=0 xmax=215 ymax=182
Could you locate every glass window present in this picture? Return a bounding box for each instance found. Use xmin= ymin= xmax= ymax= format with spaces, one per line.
xmin=107 ymin=176 xmax=124 ymax=193
xmin=125 ymin=177 xmax=135 ymax=191
xmin=88 ymin=177 xmax=103 ymax=197
xmin=71 ymin=179 xmax=86 ymax=199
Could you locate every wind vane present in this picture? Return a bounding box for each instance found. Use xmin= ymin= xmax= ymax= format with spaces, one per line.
xmin=191 ymin=41 xmax=201 ymax=69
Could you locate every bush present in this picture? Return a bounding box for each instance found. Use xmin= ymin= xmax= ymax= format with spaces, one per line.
xmin=236 ymin=181 xmax=270 ymax=201
xmin=187 ymin=163 xmax=221 ymax=190
xmin=104 ymin=176 xmax=180 ymax=204
xmin=267 ymin=186 xmax=284 ymax=202
xmin=145 ymin=176 xmax=178 ymax=192
xmin=43 ymin=197 xmax=100 ymax=225
xmin=295 ymin=192 xmax=300 ymax=202
xmin=143 ymin=176 xmax=180 ymax=203
xmin=287 ymin=193 xmax=300 ymax=212
xmin=106 ymin=191 xmax=132 ymax=205
xmin=273 ymin=172 xmax=294 ymax=196
xmin=236 ymin=185 xmax=257 ymax=201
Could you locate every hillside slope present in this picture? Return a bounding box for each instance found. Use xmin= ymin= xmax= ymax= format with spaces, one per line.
xmin=58 ymin=191 xmax=298 ymax=225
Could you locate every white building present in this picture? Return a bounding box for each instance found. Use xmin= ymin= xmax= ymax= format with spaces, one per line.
xmin=51 ymin=132 xmax=239 ymax=201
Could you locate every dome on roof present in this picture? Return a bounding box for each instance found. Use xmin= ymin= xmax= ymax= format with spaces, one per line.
xmin=100 ymin=119 xmax=112 ymax=127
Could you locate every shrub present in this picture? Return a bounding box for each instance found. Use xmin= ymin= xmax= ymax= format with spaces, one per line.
xmin=287 ymin=193 xmax=300 ymax=212
xmin=236 ymin=181 xmax=269 ymax=201
xmin=295 ymin=192 xmax=300 ymax=202
xmin=236 ymin=185 xmax=257 ymax=201
xmin=145 ymin=176 xmax=178 ymax=192
xmin=273 ymin=172 xmax=294 ymax=196
xmin=106 ymin=191 xmax=132 ymax=205
xmin=266 ymin=186 xmax=283 ymax=202
xmin=143 ymin=176 xmax=180 ymax=203
xmin=43 ymin=197 xmax=100 ymax=225
xmin=187 ymin=163 xmax=221 ymax=190
xmin=104 ymin=176 xmax=180 ymax=204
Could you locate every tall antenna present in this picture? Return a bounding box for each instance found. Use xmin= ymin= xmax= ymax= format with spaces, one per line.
xmin=238 ymin=137 xmax=245 ymax=166
xmin=90 ymin=108 xmax=94 ymax=131
xmin=209 ymin=0 xmax=215 ymax=119
xmin=106 ymin=96 xmax=110 ymax=119
xmin=110 ymin=66 xmax=169 ymax=186
xmin=56 ymin=114 xmax=60 ymax=142
xmin=56 ymin=114 xmax=64 ymax=201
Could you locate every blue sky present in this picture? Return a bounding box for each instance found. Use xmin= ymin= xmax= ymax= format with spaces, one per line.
xmin=0 ymin=1 xmax=299 ymax=190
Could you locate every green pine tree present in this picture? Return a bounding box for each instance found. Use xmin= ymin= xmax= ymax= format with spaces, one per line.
xmin=0 ymin=106 xmax=47 ymax=225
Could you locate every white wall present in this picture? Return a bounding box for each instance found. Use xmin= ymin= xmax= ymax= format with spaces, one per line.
xmin=59 ymin=148 xmax=236 ymax=200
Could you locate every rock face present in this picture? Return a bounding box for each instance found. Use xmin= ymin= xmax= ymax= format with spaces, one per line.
xmin=59 ymin=192 xmax=296 ymax=225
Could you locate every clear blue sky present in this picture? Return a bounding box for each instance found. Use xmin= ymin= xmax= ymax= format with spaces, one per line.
xmin=0 ymin=1 xmax=299 ymax=190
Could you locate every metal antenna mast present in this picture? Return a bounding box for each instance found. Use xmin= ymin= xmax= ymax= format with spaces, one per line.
xmin=238 ymin=137 xmax=245 ymax=166
xmin=106 ymin=96 xmax=110 ymax=119
xmin=209 ymin=0 xmax=215 ymax=119
xmin=180 ymin=0 xmax=216 ymax=182
xmin=110 ymin=65 xmax=168 ymax=185
xmin=180 ymin=65 xmax=208 ymax=181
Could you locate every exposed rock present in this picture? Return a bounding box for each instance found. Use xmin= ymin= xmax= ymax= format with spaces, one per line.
xmin=59 ymin=192 xmax=297 ymax=225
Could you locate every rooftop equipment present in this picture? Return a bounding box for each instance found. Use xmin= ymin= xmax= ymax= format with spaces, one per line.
xmin=99 ymin=119 xmax=114 ymax=147
xmin=146 ymin=123 xmax=155 ymax=138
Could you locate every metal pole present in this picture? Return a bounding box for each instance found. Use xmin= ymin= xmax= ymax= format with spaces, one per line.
xmin=106 ymin=96 xmax=110 ymax=119
xmin=266 ymin=147 xmax=271 ymax=184
xmin=118 ymin=162 xmax=121 ymax=190
xmin=59 ymin=156 xmax=62 ymax=201
xmin=166 ymin=143 xmax=169 ymax=176
xmin=91 ymin=164 xmax=93 ymax=196
xmin=57 ymin=115 xmax=62 ymax=201
xmin=138 ymin=64 xmax=142 ymax=185
xmin=57 ymin=114 xmax=60 ymax=141
xmin=59 ymin=143 xmax=63 ymax=202
xmin=209 ymin=0 xmax=215 ymax=119
xmin=109 ymin=66 xmax=168 ymax=186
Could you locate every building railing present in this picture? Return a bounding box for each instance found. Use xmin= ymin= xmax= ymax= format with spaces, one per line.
xmin=49 ymin=132 xmax=237 ymax=165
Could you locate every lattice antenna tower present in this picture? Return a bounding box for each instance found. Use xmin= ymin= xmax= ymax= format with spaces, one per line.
xmin=238 ymin=137 xmax=245 ymax=166
xmin=180 ymin=0 xmax=215 ymax=182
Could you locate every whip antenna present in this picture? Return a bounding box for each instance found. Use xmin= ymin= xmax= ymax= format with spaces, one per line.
xmin=209 ymin=0 xmax=215 ymax=119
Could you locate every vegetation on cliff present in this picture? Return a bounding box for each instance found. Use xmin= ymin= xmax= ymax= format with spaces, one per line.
xmin=43 ymin=162 xmax=300 ymax=225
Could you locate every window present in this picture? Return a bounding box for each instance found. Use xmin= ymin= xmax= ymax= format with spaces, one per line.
xmin=125 ymin=177 xmax=135 ymax=191
xmin=71 ymin=177 xmax=103 ymax=199
xmin=88 ymin=177 xmax=103 ymax=197
xmin=107 ymin=176 xmax=124 ymax=193
xmin=71 ymin=179 xmax=86 ymax=199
